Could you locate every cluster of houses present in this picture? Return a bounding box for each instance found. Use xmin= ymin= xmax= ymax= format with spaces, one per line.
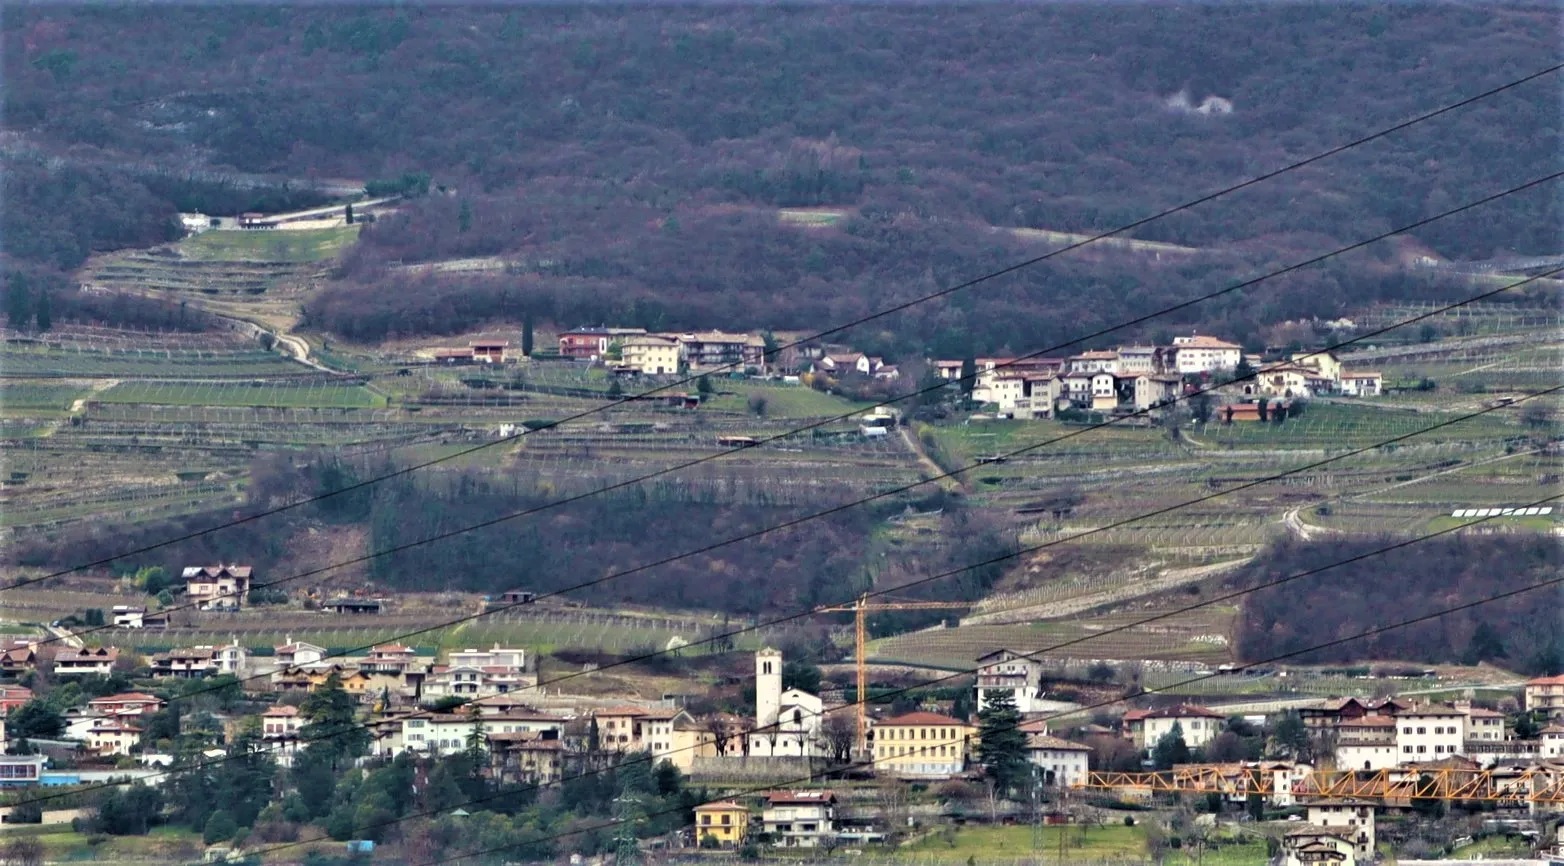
xmin=559 ymin=328 xmax=770 ymax=376
xmin=6 ymin=628 xmax=1564 ymax=860
xmin=936 ymin=334 xmax=1382 ymax=420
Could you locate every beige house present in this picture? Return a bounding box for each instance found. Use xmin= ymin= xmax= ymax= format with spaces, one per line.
xmin=1134 ymin=374 xmax=1181 ymax=410
xmin=87 ymin=718 xmax=142 ymax=757
xmin=181 ymin=564 xmax=253 ymax=611
xmin=871 ymin=711 xmax=975 ymax=779
xmin=1306 ymin=801 xmax=1375 ymax=862
xmin=1282 ymin=826 xmax=1356 ymax=866
xmin=619 ymin=335 xmax=682 ymax=375
xmin=1529 ymin=675 xmax=1564 ymax=717
xmin=1292 ymin=351 xmax=1342 ymax=382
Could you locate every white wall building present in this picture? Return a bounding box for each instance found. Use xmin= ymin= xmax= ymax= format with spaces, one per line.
xmin=1395 ymin=705 xmax=1465 ymax=761
xmin=1171 ymin=335 xmax=1242 ymax=374
xmin=1306 ymin=801 xmax=1376 ymax=863
xmin=975 ymin=649 xmax=1046 ymax=714
xmin=1024 ymin=734 xmax=1091 ymax=788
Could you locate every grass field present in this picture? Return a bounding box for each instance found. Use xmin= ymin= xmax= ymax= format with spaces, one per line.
xmin=97 ymin=379 xmax=385 ymax=408
xmin=904 ymin=824 xmax=1146 ymax=863
xmin=0 ymin=382 xmax=89 ymax=410
xmin=704 ymin=380 xmax=878 ymax=418
xmin=178 ymin=225 xmax=360 ymax=262
xmin=0 ymin=344 xmax=305 ymax=378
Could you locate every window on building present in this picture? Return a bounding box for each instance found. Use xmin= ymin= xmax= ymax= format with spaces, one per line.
xmin=721 ymin=815 xmax=730 ymax=826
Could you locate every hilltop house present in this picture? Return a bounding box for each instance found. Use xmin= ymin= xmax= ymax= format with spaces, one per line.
xmin=54 ymin=647 xmax=119 ymax=678
xmin=617 ymin=334 xmax=682 ymax=375
xmin=1022 ymin=728 xmax=1092 ymax=787
xmin=274 ymin=639 xmax=327 ymax=669
xmin=181 ymin=565 xmax=253 ymax=611
xmin=974 ymin=649 xmax=1046 ymax=713
xmin=558 ymin=327 xmax=649 ymax=360
xmin=469 ymin=340 xmax=508 ymax=363
xmin=673 ymin=331 xmax=769 ymax=374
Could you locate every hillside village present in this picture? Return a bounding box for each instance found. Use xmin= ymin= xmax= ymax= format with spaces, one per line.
xmin=2 ymin=558 xmax=1563 ymax=864
xmin=425 ymin=326 xmax=1383 ymax=424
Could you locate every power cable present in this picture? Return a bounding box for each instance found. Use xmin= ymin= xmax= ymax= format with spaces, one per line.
xmin=286 ymin=488 xmax=1564 ymax=866
xmin=31 ymin=62 xmax=1562 ymax=582
xmin=14 ymin=375 xmax=1555 ymax=814
xmin=17 ymin=172 xmax=1555 ymax=663
xmin=22 ymin=238 xmax=1561 ymax=685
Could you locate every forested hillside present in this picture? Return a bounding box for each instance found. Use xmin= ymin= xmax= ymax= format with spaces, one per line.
xmin=4 ymin=5 xmax=1559 ymax=348
xmin=1235 ymin=535 xmax=1561 ymax=675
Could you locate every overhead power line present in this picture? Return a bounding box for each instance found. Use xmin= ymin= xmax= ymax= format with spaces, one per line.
xmin=30 ymin=62 xmax=1562 ymax=582
xmin=10 ymin=374 xmax=1555 ymax=813
xmin=21 ymin=223 xmax=1560 ymax=680
xmin=308 ymin=497 xmax=1564 ymax=866
xmin=13 ymin=171 xmax=1550 ymax=661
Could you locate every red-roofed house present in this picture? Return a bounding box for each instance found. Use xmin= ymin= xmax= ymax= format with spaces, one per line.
xmin=0 ymin=686 xmax=33 ymax=714
xmin=89 ymin=693 xmax=166 ymax=718
xmin=871 ymin=711 xmax=976 ymax=779
xmin=1124 ymin=704 xmax=1225 ymax=751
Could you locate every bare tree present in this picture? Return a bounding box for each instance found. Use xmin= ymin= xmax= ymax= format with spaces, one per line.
xmin=876 ymin=778 xmax=909 ymax=836
xmin=2 ymin=837 xmax=44 ymax=866
xmin=822 ymin=710 xmax=856 ymax=764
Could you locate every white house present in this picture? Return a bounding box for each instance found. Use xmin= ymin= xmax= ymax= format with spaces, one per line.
xmin=1171 ymin=335 xmax=1242 ymax=374
xmin=111 ymin=606 xmax=146 ymax=629
xmin=1334 ymin=716 xmax=1399 ymax=771
xmin=974 ymin=649 xmax=1045 ymax=713
xmin=1023 ymin=732 xmax=1091 ymax=788
xmin=1339 ymin=371 xmax=1382 ymax=397
xmin=1395 ymin=704 xmax=1465 ymax=761
xmin=1124 ymin=705 xmax=1225 ymax=751
xmin=762 ymin=791 xmax=837 ymax=848
xmin=54 ymin=647 xmax=119 ymax=677
xmin=274 ymin=639 xmax=327 ymax=669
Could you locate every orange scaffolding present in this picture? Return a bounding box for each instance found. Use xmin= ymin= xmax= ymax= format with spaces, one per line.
xmin=1078 ymin=766 xmax=1564 ymax=805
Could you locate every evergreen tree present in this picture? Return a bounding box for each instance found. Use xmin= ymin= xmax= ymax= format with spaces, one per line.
xmin=959 ymin=354 xmax=977 ymax=397
xmin=522 ymin=311 xmax=534 ymax=357
xmin=1152 ymin=722 xmax=1191 ymax=770
xmin=1462 ymin=621 xmax=1508 ymax=665
xmin=6 ymin=277 xmax=31 ymax=329
xmin=33 ymin=288 xmax=50 ymax=332
xmin=696 ymin=375 xmax=713 ymax=395
xmin=975 ymin=690 xmax=1028 ymax=794
xmin=202 ymin=809 xmax=238 ymax=844
xmin=607 ymin=378 xmax=623 ymax=397
xmin=300 ymin=671 xmax=370 ymax=765
xmin=458 ymin=199 xmax=473 ymax=233
xmin=344 ymin=203 xmax=355 ymax=225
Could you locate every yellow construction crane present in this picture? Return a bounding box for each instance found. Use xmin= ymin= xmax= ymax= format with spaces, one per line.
xmin=1079 ymin=766 xmax=1564 ymax=805
xmin=815 ymin=593 xmax=969 ymax=753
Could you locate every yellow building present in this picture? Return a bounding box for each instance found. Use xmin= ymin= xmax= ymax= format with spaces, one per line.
xmin=1292 ymin=351 xmax=1341 ymax=382
xmin=693 ymin=801 xmax=750 ymax=847
xmin=871 ymin=711 xmax=976 ymax=779
xmin=619 ymin=335 xmax=682 ymax=375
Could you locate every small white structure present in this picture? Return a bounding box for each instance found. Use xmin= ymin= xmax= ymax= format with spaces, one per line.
xmin=111 ymin=606 xmax=146 ymax=629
